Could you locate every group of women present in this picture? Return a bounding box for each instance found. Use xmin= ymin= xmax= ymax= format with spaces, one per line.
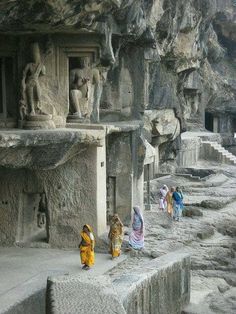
xmin=79 ymin=206 xmax=144 ymax=270
xmin=159 ymin=185 xmax=184 ymax=221
xmin=79 ymin=186 xmax=183 ymax=270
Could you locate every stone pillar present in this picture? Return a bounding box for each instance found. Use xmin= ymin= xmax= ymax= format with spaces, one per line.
xmin=95 ymin=138 xmax=107 ymax=236
xmin=154 ymin=146 xmax=159 ymax=175
xmin=213 ymin=116 xmax=219 ymax=133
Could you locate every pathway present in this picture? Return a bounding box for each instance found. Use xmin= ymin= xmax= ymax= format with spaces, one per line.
xmin=0 ymin=247 xmax=126 ymax=313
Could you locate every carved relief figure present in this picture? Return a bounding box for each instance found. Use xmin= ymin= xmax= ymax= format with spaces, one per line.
xmin=69 ymin=56 xmax=101 ymax=122
xmin=20 ymin=42 xmax=46 ymax=117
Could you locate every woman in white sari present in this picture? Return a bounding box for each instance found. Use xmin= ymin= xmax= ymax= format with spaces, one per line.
xmin=159 ymin=185 xmax=168 ymax=211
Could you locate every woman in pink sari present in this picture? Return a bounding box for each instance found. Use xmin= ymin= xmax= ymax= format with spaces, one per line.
xmin=129 ymin=206 xmax=144 ymax=250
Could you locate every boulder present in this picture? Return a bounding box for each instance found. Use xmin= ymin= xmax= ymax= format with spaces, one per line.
xmin=183 ymin=206 xmax=203 ymax=217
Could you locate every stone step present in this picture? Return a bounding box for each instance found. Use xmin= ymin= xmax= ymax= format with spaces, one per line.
xmin=222 ymin=153 xmax=235 ymax=159
xmin=201 ymin=140 xmax=236 ymax=165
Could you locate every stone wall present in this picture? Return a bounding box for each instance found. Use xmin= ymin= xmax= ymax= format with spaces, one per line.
xmin=176 ymin=136 xmax=201 ymax=168
xmin=0 ymin=132 xmax=106 ymax=247
xmin=36 ymin=146 xmax=106 ymax=247
xmin=115 ymin=252 xmax=190 ymax=314
xmin=0 ymin=168 xmax=27 ymax=246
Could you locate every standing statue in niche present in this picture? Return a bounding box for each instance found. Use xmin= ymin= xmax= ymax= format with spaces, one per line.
xmin=69 ymin=56 xmax=103 ymax=123
xmin=20 ymin=42 xmax=46 ymax=117
xmin=19 ymin=41 xmax=55 ymax=129
xmin=37 ymin=193 xmax=46 ymax=228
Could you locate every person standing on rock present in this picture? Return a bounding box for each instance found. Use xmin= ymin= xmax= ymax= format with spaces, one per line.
xmin=166 ymin=187 xmax=175 ymax=217
xmin=172 ymin=187 xmax=184 ymax=221
xmin=79 ymin=224 xmax=95 ymax=270
xmin=159 ymin=185 xmax=168 ymax=211
xmin=108 ymin=214 xmax=124 ymax=259
xmin=129 ymin=206 xmax=144 ymax=250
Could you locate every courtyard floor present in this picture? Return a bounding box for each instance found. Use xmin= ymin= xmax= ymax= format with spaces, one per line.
xmin=0 ymin=247 xmax=126 ymax=313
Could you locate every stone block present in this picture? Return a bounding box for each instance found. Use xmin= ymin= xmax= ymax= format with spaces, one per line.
xmin=113 ymin=252 xmax=190 ymax=314
xmin=183 ymin=206 xmax=203 ymax=217
xmin=46 ymin=252 xmax=190 ymax=314
xmin=197 ymin=226 xmax=214 ymax=240
xmin=46 ymin=275 xmax=126 ymax=314
xmin=200 ymin=200 xmax=228 ymax=210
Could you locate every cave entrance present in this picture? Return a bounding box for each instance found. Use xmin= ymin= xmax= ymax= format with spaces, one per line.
xmin=205 ymin=112 xmax=214 ymax=132
xmin=17 ymin=193 xmax=49 ymax=244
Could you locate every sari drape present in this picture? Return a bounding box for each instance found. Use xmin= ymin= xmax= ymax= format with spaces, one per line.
xmin=80 ymin=224 xmax=95 ymax=267
xmin=109 ymin=215 xmax=124 ymax=258
xmin=166 ymin=191 xmax=173 ymax=216
xmin=129 ymin=206 xmax=144 ymax=250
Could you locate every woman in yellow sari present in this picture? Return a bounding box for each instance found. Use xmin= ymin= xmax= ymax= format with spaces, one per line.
xmin=166 ymin=187 xmax=175 ymax=217
xmin=79 ymin=224 xmax=95 ymax=270
xmin=108 ymin=214 xmax=124 ymax=259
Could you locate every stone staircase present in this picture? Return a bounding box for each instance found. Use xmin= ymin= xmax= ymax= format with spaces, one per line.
xmin=201 ymin=141 xmax=236 ymax=165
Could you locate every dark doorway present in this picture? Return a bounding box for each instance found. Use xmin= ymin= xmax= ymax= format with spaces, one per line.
xmin=0 ymin=57 xmax=17 ymax=124
xmin=205 ymin=112 xmax=213 ymax=132
xmin=232 ymin=117 xmax=236 ymax=134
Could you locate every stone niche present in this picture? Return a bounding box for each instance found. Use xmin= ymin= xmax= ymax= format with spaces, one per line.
xmin=0 ymin=33 xmax=146 ymax=127
xmin=182 ymin=70 xmax=202 ymax=122
xmin=57 ymin=37 xmax=102 ymax=125
xmin=100 ymin=47 xmax=145 ymax=122
xmin=0 ymin=34 xmax=108 ymax=129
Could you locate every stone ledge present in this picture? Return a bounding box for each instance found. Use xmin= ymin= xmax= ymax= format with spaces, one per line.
xmin=0 ymin=128 xmax=104 ymax=148
xmin=46 ymin=251 xmax=190 ymax=314
xmin=0 ymin=270 xmax=64 ymax=314
xmin=113 ymin=251 xmax=190 ymax=314
xmin=0 ymin=128 xmax=105 ymax=169
xmin=46 ymin=275 xmax=126 ymax=314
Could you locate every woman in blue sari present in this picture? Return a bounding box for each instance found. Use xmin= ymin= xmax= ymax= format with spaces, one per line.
xmin=172 ymin=187 xmax=184 ymax=221
xmin=129 ymin=206 xmax=144 ymax=250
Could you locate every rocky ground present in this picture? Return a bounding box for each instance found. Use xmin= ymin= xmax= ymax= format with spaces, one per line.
xmin=107 ymin=161 xmax=236 ymax=314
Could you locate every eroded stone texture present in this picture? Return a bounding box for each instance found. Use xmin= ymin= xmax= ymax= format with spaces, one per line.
xmin=0 ymin=4 xmax=235 ymax=313
xmin=114 ymin=252 xmax=190 ymax=314
xmin=0 ymin=128 xmax=107 ymax=247
xmin=46 ymin=253 xmax=190 ymax=314
xmin=0 ymin=0 xmax=235 ymax=168
xmin=46 ymin=275 xmax=126 ymax=314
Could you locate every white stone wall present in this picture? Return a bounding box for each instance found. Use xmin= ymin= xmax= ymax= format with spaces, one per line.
xmin=177 ymin=136 xmax=201 ymax=167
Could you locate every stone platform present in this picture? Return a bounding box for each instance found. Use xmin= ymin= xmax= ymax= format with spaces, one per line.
xmin=46 ymin=252 xmax=190 ymax=314
xmin=0 ymin=247 xmax=126 ymax=314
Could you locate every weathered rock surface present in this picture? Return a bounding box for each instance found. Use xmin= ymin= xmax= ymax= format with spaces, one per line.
xmin=0 ymin=129 xmax=104 ymax=170
xmin=110 ymin=163 xmax=236 ymax=313
xmin=0 ymin=1 xmax=235 ymax=135
xmin=183 ymin=206 xmax=203 ymax=217
xmin=46 ymin=275 xmax=126 ymax=314
xmin=46 ymin=252 xmax=190 ymax=314
xmin=200 ymin=199 xmax=230 ymax=210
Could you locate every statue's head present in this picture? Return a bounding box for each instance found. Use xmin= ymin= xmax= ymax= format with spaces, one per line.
xmin=30 ymin=42 xmax=41 ymax=63
xmin=78 ymin=56 xmax=90 ymax=68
